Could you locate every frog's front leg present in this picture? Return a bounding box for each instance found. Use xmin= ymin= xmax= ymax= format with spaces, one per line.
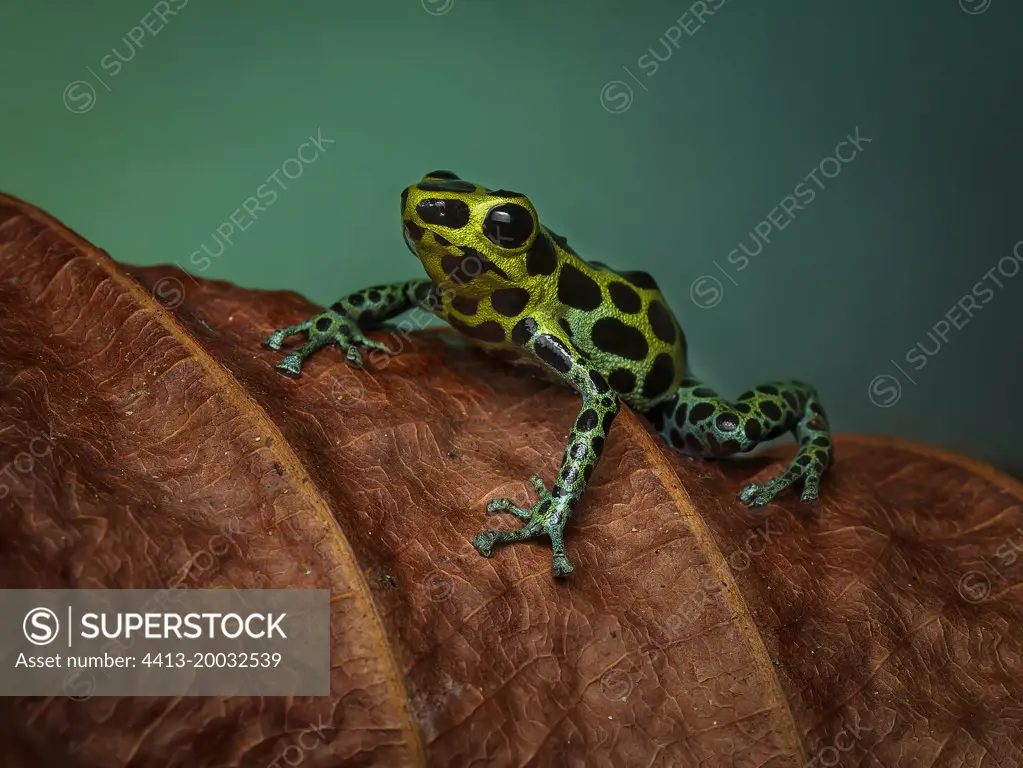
xmin=644 ymin=374 xmax=834 ymax=506
xmin=473 ymin=321 xmax=619 ymax=577
xmin=264 ymin=279 xmax=436 ymax=376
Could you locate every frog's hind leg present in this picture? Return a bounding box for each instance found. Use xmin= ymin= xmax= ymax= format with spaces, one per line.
xmin=643 ymin=375 xmax=835 ymax=507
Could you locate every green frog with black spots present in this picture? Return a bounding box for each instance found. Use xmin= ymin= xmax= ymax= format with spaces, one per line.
xmin=264 ymin=171 xmax=835 ymax=577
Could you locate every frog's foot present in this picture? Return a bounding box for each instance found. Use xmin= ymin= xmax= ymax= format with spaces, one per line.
xmin=474 ymin=475 xmax=575 ymax=577
xmin=738 ymin=448 xmax=825 ymax=507
xmin=263 ymin=310 xmax=394 ymax=377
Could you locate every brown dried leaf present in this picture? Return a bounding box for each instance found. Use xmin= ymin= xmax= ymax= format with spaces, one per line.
xmin=1 ymin=192 xmax=1021 ymax=767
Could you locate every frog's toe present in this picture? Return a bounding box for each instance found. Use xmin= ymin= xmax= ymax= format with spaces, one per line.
xmin=800 ymin=474 xmax=821 ymax=503
xmin=355 ymin=333 xmax=396 ymax=357
xmin=473 ymin=519 xmax=543 ymax=557
xmin=486 ymin=497 xmax=533 ymax=520
xmin=528 ymin=474 xmax=552 ymax=498
xmin=738 ymin=481 xmax=763 ymax=505
xmin=739 ymin=481 xmax=782 ymax=507
xmin=264 ymin=320 xmax=312 ymax=351
xmin=552 ymin=553 xmax=575 ymax=577
xmin=740 ymin=461 xmax=823 ymax=508
xmin=264 ymin=329 xmax=286 ymax=351
xmin=474 ymin=481 xmax=575 ymax=577
xmin=343 ymin=345 xmax=365 ymax=369
xmin=739 ymin=471 xmax=797 ymax=507
xmin=473 ymin=531 xmax=496 ymax=557
xmin=275 ymin=353 xmax=304 ymax=377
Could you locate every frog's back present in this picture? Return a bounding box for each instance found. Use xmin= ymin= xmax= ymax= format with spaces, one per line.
xmin=539 ymin=229 xmax=687 ymax=411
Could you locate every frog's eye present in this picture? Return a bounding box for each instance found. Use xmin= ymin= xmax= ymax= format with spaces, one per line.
xmin=483 ymin=203 xmax=534 ymax=249
xmin=426 ymin=170 xmax=459 ymax=180
xmin=416 ymin=198 xmax=471 ymax=229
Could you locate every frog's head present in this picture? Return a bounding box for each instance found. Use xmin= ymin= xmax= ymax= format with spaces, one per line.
xmin=401 ymin=171 xmax=550 ymax=298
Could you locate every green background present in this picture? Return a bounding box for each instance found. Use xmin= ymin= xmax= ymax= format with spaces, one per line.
xmin=2 ymin=0 xmax=1020 ymax=477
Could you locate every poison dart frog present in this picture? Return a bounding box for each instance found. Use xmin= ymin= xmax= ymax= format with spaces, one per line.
xmin=264 ymin=171 xmax=835 ymax=577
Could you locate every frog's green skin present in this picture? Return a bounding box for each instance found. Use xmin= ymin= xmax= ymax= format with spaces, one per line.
xmin=264 ymin=171 xmax=834 ymax=577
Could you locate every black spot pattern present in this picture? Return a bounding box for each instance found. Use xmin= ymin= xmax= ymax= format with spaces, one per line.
xmin=559 ymin=318 xmax=574 ymax=338
xmin=414 ymin=282 xmax=434 ymax=303
xmin=590 ymin=317 xmax=649 ymax=360
xmin=441 ymin=254 xmax=470 ymax=284
xmin=416 ymin=198 xmax=470 ymax=228
xmin=434 ymin=232 xmax=451 ymax=246
xmin=534 ymin=334 xmax=574 ymax=374
xmin=744 ymin=419 xmax=763 ymax=440
xmin=460 ymin=247 xmax=510 ymax=280
xmin=674 ymin=403 xmax=688 ymax=424
xmin=417 ymin=180 xmax=477 ymax=193
xmin=608 ymin=368 xmax=636 ymax=393
xmin=547 ymin=228 xmax=578 ymax=255
xmin=404 ymin=219 xmax=424 ymax=241
xmin=451 ymin=295 xmax=479 ymax=316
xmin=689 ymin=402 xmax=714 ymax=424
xmin=558 ymin=265 xmax=602 ymax=311
xmin=315 ymin=317 xmax=332 ymax=332
xmin=491 ymin=287 xmax=530 ymax=317
xmin=647 ymin=405 xmax=667 ymax=431
xmin=449 ymin=317 xmax=505 ymax=343
xmin=489 ymin=189 xmax=523 ymax=198
xmin=758 ymin=385 xmax=780 ymax=396
xmin=368 ymin=290 xmax=382 ymax=302
xmin=426 ymin=170 xmax=459 ymax=179
xmin=576 ymin=409 xmax=598 ymax=431
xmin=561 ymin=465 xmax=580 ymax=486
xmin=620 ymin=270 xmax=658 ymax=289
xmin=647 ymin=301 xmax=676 ymax=344
xmin=760 ymin=401 xmax=782 ymax=421
xmin=511 ymin=317 xmax=538 ymax=345
xmin=642 ymin=353 xmax=675 ymax=399
xmin=526 ymin=235 xmax=558 ymax=276
xmin=589 ymin=370 xmax=611 ymax=393
xmin=608 ymin=282 xmax=641 ymax=314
